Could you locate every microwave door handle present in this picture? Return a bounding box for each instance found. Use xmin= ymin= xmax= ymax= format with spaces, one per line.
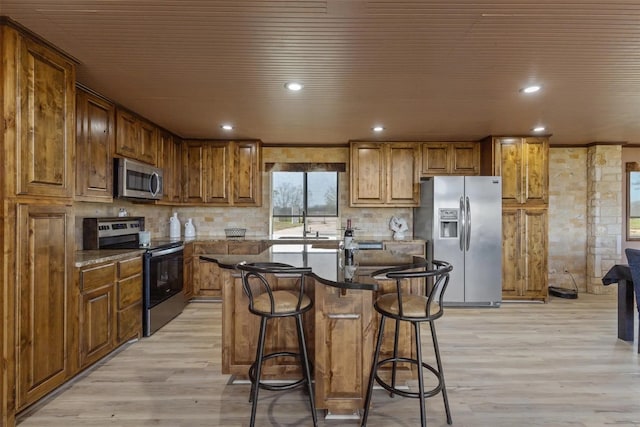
xmin=149 ymin=172 xmax=160 ymax=196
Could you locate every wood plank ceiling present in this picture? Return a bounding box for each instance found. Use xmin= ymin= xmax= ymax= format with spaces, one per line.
xmin=2 ymin=0 xmax=640 ymax=145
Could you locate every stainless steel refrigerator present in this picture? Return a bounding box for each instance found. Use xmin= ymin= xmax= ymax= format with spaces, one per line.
xmin=414 ymin=176 xmax=502 ymax=306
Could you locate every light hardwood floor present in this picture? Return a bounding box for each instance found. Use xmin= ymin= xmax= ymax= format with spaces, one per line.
xmin=17 ymin=293 xmax=640 ymax=427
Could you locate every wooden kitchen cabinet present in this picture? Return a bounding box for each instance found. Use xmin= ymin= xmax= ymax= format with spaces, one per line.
xmin=182 ymin=140 xmax=261 ymax=206
xmin=183 ymin=242 xmax=194 ymax=300
xmin=192 ymin=241 xmax=228 ymax=297
xmin=15 ymin=203 xmax=75 ymax=411
xmin=3 ymin=27 xmax=76 ymax=199
xmin=502 ymin=207 xmax=548 ymax=300
xmin=481 ymin=136 xmax=549 ymax=301
xmin=115 ymin=108 xmax=158 ymax=165
xmin=420 ymin=142 xmax=479 ymax=176
xmin=78 ymin=262 xmax=117 ymax=369
xmin=350 ymin=142 xmax=420 ymax=207
xmin=75 ymin=87 xmax=115 ymax=202
xmin=484 ymin=136 xmax=549 ymax=205
xmin=116 ymin=256 xmax=143 ymax=343
xmin=158 ymin=130 xmax=183 ymax=204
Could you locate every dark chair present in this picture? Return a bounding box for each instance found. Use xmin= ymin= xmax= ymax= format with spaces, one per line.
xmin=361 ymin=260 xmax=454 ymax=427
xmin=623 ymin=248 xmax=640 ymax=353
xmin=236 ymin=262 xmax=317 ymax=427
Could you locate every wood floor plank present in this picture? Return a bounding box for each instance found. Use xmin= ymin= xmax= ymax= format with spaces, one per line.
xmin=17 ymin=294 xmax=640 ymax=426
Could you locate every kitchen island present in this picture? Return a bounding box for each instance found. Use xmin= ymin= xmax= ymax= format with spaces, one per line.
xmin=201 ymin=243 xmax=429 ymax=416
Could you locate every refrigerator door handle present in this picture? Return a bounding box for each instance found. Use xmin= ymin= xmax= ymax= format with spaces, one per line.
xmin=466 ymin=195 xmax=471 ymax=251
xmin=459 ymin=196 xmax=465 ymax=251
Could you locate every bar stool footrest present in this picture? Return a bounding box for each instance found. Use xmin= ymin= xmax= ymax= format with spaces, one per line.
xmin=374 ymin=357 xmax=443 ymax=399
xmin=249 ymin=351 xmax=309 ymax=391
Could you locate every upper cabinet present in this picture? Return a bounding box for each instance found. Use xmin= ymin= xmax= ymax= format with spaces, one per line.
xmin=420 ymin=142 xmax=479 ymax=177
xmin=158 ymin=130 xmax=182 ymax=204
xmin=2 ymin=26 xmax=76 ymax=199
xmin=350 ymin=142 xmax=420 ymax=207
xmin=75 ymin=88 xmax=115 ymax=202
xmin=482 ymin=136 xmax=549 ymax=205
xmin=115 ymin=108 xmax=157 ymax=165
xmin=182 ymin=140 xmax=261 ymax=206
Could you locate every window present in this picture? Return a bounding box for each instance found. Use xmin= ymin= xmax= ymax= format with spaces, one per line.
xmin=627 ymin=162 xmax=640 ymax=240
xmin=272 ymin=171 xmax=339 ymax=237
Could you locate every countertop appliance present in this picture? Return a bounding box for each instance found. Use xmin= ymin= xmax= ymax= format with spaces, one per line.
xmin=82 ymin=217 xmax=185 ymax=336
xmin=114 ymin=157 xmax=163 ymax=200
xmin=414 ymin=176 xmax=502 ymax=306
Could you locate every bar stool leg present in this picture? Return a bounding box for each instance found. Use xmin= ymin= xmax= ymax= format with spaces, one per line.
xmin=361 ymin=315 xmax=387 ymax=427
xmin=295 ymin=314 xmax=318 ymax=426
xmin=414 ymin=322 xmax=427 ymax=427
xmin=250 ymin=317 xmax=268 ymax=426
xmin=430 ymin=321 xmax=452 ymax=424
xmin=390 ymin=319 xmax=400 ymax=398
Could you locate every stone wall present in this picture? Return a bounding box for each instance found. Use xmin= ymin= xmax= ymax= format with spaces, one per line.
xmin=548 ymin=147 xmax=588 ymax=291
xmin=586 ymin=144 xmax=622 ymax=294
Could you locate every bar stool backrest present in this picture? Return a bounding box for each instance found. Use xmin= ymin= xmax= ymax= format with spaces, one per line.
xmin=236 ymin=262 xmax=313 ymax=316
xmin=374 ymin=260 xmax=453 ymax=319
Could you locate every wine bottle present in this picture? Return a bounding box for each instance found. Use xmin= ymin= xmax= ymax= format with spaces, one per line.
xmin=344 ymin=219 xmax=354 ymax=265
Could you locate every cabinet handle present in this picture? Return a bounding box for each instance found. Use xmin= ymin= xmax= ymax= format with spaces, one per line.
xmin=327 ymin=313 xmax=360 ymax=319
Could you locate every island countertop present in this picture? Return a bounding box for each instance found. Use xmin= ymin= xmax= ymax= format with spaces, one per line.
xmin=200 ymin=243 xmax=428 ymax=290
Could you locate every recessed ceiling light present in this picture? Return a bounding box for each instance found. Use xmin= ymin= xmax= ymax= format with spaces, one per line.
xmin=532 ymin=126 xmax=546 ymax=132
xmin=221 ymin=124 xmax=233 ymax=130
xmin=372 ymin=126 xmax=385 ymax=132
xmin=521 ymin=85 xmax=541 ymax=94
xmin=285 ymin=82 xmax=303 ymax=91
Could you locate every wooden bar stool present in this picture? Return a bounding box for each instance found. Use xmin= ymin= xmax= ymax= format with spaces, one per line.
xmin=360 ymin=260 xmax=453 ymax=427
xmin=236 ymin=262 xmax=318 ymax=427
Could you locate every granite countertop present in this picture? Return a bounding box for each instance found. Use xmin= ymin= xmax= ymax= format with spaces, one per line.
xmin=201 ymin=244 xmax=427 ymax=290
xmin=75 ymin=249 xmax=145 ymax=268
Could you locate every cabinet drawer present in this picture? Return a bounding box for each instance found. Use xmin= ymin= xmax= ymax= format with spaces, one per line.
xmin=118 ymin=302 xmax=142 ymax=342
xmin=383 ymin=241 xmax=425 ymax=256
xmin=118 ymin=275 xmax=142 ymax=308
xmin=80 ymin=263 xmax=116 ymax=292
xmin=194 ymin=242 xmax=228 ymax=254
xmin=118 ymin=256 xmax=142 ymax=279
xmin=228 ymin=241 xmax=263 ymax=254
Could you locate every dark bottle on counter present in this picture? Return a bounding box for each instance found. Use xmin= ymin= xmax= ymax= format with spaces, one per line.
xmin=344 ymin=219 xmax=354 ymax=265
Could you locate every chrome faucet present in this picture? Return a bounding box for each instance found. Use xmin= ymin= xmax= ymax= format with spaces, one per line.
xmin=301 ymin=210 xmax=319 ymax=237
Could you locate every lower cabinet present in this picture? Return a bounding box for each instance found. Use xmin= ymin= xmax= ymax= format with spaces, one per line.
xmin=78 ymin=262 xmax=117 ymax=369
xmin=502 ymin=207 xmax=548 ymax=301
xmin=183 ymin=242 xmax=194 ymax=300
xmin=15 ymin=203 xmax=74 ymax=411
xmin=76 ymin=254 xmax=142 ymax=371
xmin=116 ymin=256 xmax=143 ymax=342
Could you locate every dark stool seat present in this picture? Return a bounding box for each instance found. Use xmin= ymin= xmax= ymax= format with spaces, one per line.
xmin=237 ymin=262 xmax=317 ymax=427
xmin=361 ymin=260 xmax=453 ymax=427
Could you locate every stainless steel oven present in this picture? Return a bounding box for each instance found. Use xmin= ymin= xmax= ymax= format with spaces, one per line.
xmin=83 ymin=217 xmax=185 ymax=336
xmin=144 ymin=244 xmax=184 ymax=336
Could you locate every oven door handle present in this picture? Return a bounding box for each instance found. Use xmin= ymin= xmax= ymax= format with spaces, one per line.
xmin=149 ymin=245 xmax=184 ymax=257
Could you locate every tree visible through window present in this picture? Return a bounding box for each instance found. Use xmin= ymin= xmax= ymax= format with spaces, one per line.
xmin=272 ymin=172 xmax=339 ymax=237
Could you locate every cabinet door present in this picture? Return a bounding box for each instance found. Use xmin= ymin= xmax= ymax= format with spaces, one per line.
xmin=496 ymin=137 xmax=523 ymax=204
xmin=450 ymin=142 xmax=479 ymax=175
xmin=233 ymin=141 xmax=261 ymax=206
xmin=75 ymin=89 xmax=114 ymax=202
xmin=16 ymin=203 xmax=73 ymax=410
xmin=386 ymin=143 xmax=419 ymax=205
xmin=16 ymin=37 xmax=75 ymax=198
xmin=314 ymin=283 xmax=373 ymax=412
xmin=350 ymin=143 xmax=386 ymax=206
xmin=159 ymin=131 xmax=176 ymax=203
xmin=420 ymin=143 xmax=449 ymax=176
xmin=139 ymin=120 xmax=157 ymax=165
xmin=80 ymin=285 xmax=116 ymax=368
xmin=115 ymin=109 xmax=139 ymax=159
xmin=205 ymin=142 xmax=231 ymax=204
xmin=501 ymin=208 xmax=548 ymax=301
xmin=521 ymin=208 xmax=548 ymax=300
xmin=522 ymin=137 xmax=548 ymax=205
xmin=197 ymin=259 xmax=224 ymax=296
xmin=183 ymin=142 xmax=206 ymax=203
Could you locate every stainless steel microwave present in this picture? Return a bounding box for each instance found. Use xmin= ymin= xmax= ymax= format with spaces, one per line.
xmin=115 ymin=157 xmax=163 ymax=200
